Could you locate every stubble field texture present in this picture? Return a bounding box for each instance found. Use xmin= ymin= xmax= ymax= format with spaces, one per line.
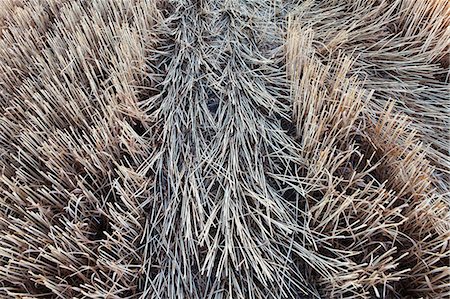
xmin=0 ymin=0 xmax=449 ymax=298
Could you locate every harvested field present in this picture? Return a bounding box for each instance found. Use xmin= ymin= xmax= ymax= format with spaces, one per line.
xmin=0 ymin=0 xmax=449 ymax=298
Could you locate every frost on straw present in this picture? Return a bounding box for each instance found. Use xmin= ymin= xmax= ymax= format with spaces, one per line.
xmin=0 ymin=0 xmax=449 ymax=298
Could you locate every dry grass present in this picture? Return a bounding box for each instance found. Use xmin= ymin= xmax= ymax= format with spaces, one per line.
xmin=0 ymin=0 xmax=448 ymax=298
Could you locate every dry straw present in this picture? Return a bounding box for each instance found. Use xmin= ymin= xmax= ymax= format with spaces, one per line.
xmin=0 ymin=0 xmax=448 ymax=298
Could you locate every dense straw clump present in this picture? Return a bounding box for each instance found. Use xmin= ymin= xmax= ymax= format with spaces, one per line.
xmin=0 ymin=0 xmax=448 ymax=298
